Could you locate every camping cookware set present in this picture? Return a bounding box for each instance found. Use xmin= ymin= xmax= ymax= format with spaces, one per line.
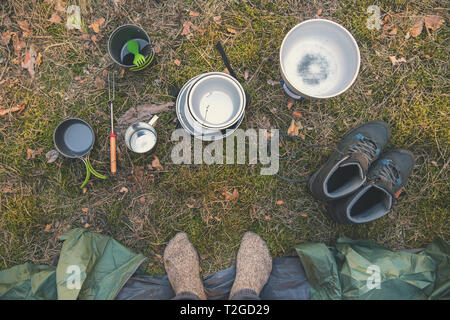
xmin=176 ymin=72 xmax=246 ymax=141
xmin=53 ymin=19 xmax=360 ymax=187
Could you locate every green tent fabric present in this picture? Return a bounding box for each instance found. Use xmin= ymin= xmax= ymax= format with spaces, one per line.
xmin=0 ymin=263 xmax=57 ymax=300
xmin=294 ymin=242 xmax=341 ymax=300
xmin=423 ymin=238 xmax=450 ymax=299
xmin=56 ymin=228 xmax=146 ymax=300
xmin=295 ymin=237 xmax=449 ymax=300
xmin=1 ymin=229 xmax=448 ymax=300
xmin=0 ymin=228 xmax=146 ymax=300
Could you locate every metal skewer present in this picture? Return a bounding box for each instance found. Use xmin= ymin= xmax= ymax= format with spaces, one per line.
xmin=108 ymin=72 xmax=117 ymax=174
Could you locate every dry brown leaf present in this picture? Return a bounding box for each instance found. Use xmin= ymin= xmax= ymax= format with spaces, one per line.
xmin=424 ymin=15 xmax=444 ymax=31
xmin=227 ymin=27 xmax=237 ymax=34
xmin=186 ymin=197 xmax=202 ymax=209
xmin=44 ymin=224 xmax=52 ymax=232
xmin=152 ymin=156 xmax=164 ymax=171
xmin=27 ymin=147 xmax=44 ymax=160
xmin=4 ymin=16 xmax=12 ymax=28
xmin=22 ymin=46 xmax=38 ymax=77
xmin=36 ymin=53 xmax=42 ymax=67
xmin=222 ymin=188 xmax=239 ymax=201
xmin=389 ymin=56 xmax=407 ymax=66
xmin=48 ymin=12 xmax=62 ymax=23
xmin=300 ymin=212 xmax=308 ymax=217
xmin=276 ymin=200 xmax=284 ymax=205
xmin=173 ymin=59 xmax=181 ymax=66
xmin=1 ymin=30 xmax=13 ymax=46
xmin=213 ymin=15 xmax=222 ymax=24
xmin=0 ymin=103 xmax=25 ymax=117
xmin=292 ymin=111 xmax=303 ymax=118
xmin=89 ymin=17 xmax=105 ymax=33
xmin=287 ymin=119 xmax=302 ymax=136
xmin=381 ymin=23 xmax=398 ymax=37
xmin=388 ymin=27 xmax=398 ymax=35
xmin=153 ymin=44 xmax=162 ymax=54
xmin=18 ymin=20 xmax=32 ymax=38
xmin=118 ymin=102 xmax=174 ymax=126
xmin=189 ymin=10 xmax=200 ymax=16
xmin=181 ymin=21 xmax=194 ymax=39
xmin=94 ymin=77 xmax=106 ymax=89
xmin=12 ymin=33 xmax=26 ymax=57
xmin=55 ymin=0 xmax=66 ymax=12
xmin=410 ymin=19 xmax=424 ymax=37
xmin=287 ymin=99 xmax=294 ymax=110
xmin=244 ymin=69 xmax=249 ymax=80
xmin=81 ymin=207 xmax=88 ymax=213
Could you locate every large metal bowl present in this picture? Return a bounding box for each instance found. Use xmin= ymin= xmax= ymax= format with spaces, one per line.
xmin=280 ymin=19 xmax=360 ymax=99
xmin=187 ymin=73 xmax=245 ymax=129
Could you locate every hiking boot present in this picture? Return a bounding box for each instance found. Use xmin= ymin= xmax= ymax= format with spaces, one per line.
xmin=327 ymin=149 xmax=414 ymax=224
xmin=229 ymin=232 xmax=272 ymax=299
xmin=309 ymin=121 xmax=391 ymax=202
xmin=163 ymin=232 xmax=207 ymax=300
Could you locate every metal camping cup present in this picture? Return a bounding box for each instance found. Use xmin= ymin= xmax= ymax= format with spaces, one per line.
xmin=108 ymin=24 xmax=154 ymax=72
xmin=53 ymin=118 xmax=107 ymax=188
xmin=186 ymin=72 xmax=246 ymax=130
xmin=124 ymin=115 xmax=158 ymax=153
xmin=279 ymin=19 xmax=360 ymax=99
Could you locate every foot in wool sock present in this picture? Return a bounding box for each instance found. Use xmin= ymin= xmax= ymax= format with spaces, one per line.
xmin=229 ymin=231 xmax=272 ymax=299
xmin=163 ymin=232 xmax=207 ymax=300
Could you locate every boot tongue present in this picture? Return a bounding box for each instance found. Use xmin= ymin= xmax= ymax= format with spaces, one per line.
xmin=340 ymin=153 xmax=369 ymax=172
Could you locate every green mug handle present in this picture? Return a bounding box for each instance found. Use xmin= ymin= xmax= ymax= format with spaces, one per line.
xmin=86 ymin=158 xmax=107 ymax=180
xmin=80 ymin=157 xmax=107 ymax=188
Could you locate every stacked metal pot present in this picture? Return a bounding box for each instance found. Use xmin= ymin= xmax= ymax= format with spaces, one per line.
xmin=176 ymin=72 xmax=246 ymax=141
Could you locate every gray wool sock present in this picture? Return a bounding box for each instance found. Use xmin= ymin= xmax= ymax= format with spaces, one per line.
xmin=163 ymin=232 xmax=207 ymax=300
xmin=229 ymin=231 xmax=272 ymax=299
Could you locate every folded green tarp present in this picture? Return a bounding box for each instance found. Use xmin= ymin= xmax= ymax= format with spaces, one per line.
xmin=295 ymin=237 xmax=449 ymax=300
xmin=0 ymin=228 xmax=146 ymax=300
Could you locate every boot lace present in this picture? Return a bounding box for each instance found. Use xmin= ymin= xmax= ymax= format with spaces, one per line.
xmin=348 ymin=134 xmax=379 ymax=164
xmin=376 ymin=158 xmax=401 ymax=190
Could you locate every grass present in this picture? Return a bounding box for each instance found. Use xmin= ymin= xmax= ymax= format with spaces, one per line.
xmin=0 ymin=0 xmax=448 ymax=276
